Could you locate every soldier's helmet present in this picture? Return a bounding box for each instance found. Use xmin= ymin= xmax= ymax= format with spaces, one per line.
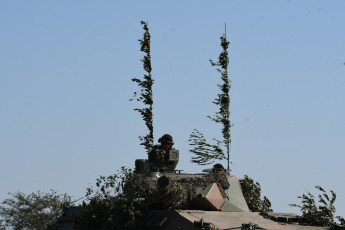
xmin=212 ymin=163 xmax=225 ymax=173
xmin=158 ymin=134 xmax=173 ymax=145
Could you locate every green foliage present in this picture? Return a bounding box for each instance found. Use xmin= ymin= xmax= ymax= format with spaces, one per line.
xmin=153 ymin=176 xmax=189 ymax=210
xmin=156 ymin=171 xmax=230 ymax=209
xmin=208 ymin=34 xmax=231 ymax=144
xmin=77 ymin=167 xmax=231 ymax=229
xmin=189 ymin=129 xmax=225 ymax=165
xmin=0 ymin=190 xmax=77 ymax=230
xmin=189 ymin=33 xmax=232 ymax=168
xmin=130 ymin=21 xmax=154 ymax=153
xmin=151 ymin=171 xmax=230 ymax=211
xmin=77 ymin=167 xmax=153 ymax=230
xmin=240 ymin=175 xmax=273 ymax=212
xmin=289 ymin=185 xmax=345 ymax=227
xmin=337 ymin=216 xmax=345 ymax=226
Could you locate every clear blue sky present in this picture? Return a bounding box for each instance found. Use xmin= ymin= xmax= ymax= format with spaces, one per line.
xmin=1 ymin=1 xmax=345 ymax=217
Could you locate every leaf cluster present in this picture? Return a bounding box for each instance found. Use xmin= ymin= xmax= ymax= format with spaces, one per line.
xmin=77 ymin=167 xmax=153 ymax=230
xmin=0 ymin=190 xmax=77 ymax=230
xmin=130 ymin=21 xmax=154 ymax=152
xmin=156 ymin=171 xmax=230 ymax=210
xmin=189 ymin=129 xmax=225 ymax=165
xmin=208 ymin=34 xmax=231 ymax=144
xmin=151 ymin=176 xmax=188 ymax=210
xmin=240 ymin=175 xmax=273 ymax=213
xmin=289 ymin=185 xmax=345 ymax=227
xmin=189 ymin=34 xmax=231 ymax=167
xmin=77 ymin=167 xmax=232 ymax=229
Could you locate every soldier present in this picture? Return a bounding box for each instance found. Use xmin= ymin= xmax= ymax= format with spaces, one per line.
xmin=212 ymin=163 xmax=225 ymax=173
xmin=148 ymin=134 xmax=178 ymax=172
xmin=211 ymin=163 xmax=230 ymax=192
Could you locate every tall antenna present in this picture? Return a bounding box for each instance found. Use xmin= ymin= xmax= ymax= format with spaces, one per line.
xmin=225 ymin=22 xmax=227 ymax=38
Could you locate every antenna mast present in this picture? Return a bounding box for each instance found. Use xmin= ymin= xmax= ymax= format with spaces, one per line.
xmin=225 ymin=22 xmax=227 ymax=38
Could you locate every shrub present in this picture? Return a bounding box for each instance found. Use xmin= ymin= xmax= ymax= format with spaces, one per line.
xmin=77 ymin=167 xmax=153 ymax=230
xmin=290 ymin=185 xmax=345 ymax=227
xmin=0 ymin=190 xmax=77 ymax=230
xmin=240 ymin=175 xmax=273 ymax=212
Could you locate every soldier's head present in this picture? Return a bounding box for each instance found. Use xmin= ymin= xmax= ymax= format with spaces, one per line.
xmin=212 ymin=163 xmax=225 ymax=173
xmin=158 ymin=134 xmax=174 ymax=150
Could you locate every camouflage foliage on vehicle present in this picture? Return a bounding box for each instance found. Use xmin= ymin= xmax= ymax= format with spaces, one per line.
xmin=156 ymin=171 xmax=230 ymax=208
xmin=77 ymin=168 xmax=230 ymax=230
xmin=150 ymin=176 xmax=188 ymax=210
xmin=240 ymin=175 xmax=273 ymax=213
xmin=189 ymin=129 xmax=225 ymax=166
xmin=189 ymin=33 xmax=232 ymax=169
xmin=77 ymin=167 xmax=154 ymax=230
xmin=130 ymin=21 xmax=154 ymax=153
xmin=289 ymin=185 xmax=345 ymax=228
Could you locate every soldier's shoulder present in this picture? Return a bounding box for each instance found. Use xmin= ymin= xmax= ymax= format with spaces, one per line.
xmin=151 ymin=145 xmax=160 ymax=150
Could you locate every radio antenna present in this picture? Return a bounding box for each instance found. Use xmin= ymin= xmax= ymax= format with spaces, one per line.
xmin=225 ymin=22 xmax=227 ymax=38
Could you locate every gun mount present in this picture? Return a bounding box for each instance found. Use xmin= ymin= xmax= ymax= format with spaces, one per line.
xmin=135 ymin=149 xmax=179 ymax=174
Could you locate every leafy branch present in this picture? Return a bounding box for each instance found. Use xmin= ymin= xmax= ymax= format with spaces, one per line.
xmin=189 ymin=129 xmax=225 ymax=165
xmin=189 ymin=33 xmax=231 ymax=168
xmin=289 ymin=185 xmax=345 ymax=227
xmin=240 ymin=175 xmax=273 ymax=212
xmin=78 ymin=167 xmax=153 ymax=230
xmin=0 ymin=190 xmax=77 ymax=230
xmin=130 ymin=21 xmax=154 ymax=153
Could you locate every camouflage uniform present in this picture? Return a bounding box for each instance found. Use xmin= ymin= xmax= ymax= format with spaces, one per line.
xmin=148 ymin=134 xmax=177 ymax=172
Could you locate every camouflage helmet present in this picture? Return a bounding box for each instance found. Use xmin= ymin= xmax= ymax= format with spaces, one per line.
xmin=212 ymin=163 xmax=225 ymax=172
xmin=158 ymin=134 xmax=173 ymax=144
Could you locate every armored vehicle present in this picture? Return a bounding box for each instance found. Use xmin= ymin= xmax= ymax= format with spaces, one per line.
xmin=51 ymin=149 xmax=337 ymax=230
xmin=134 ymin=151 xmax=329 ymax=230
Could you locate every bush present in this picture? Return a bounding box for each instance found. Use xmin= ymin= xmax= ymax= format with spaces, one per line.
xmin=77 ymin=167 xmax=232 ymax=230
xmin=76 ymin=167 xmax=153 ymax=230
xmin=240 ymin=175 xmax=273 ymax=212
xmin=290 ymin=185 xmax=345 ymax=227
xmin=0 ymin=190 xmax=77 ymax=230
